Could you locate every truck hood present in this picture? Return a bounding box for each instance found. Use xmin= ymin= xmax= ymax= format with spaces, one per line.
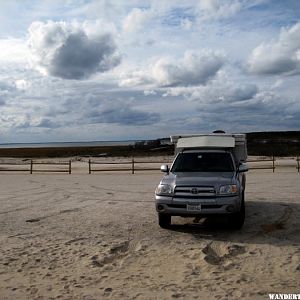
xmin=161 ymin=172 xmax=235 ymax=187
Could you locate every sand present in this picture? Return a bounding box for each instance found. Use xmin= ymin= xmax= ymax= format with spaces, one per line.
xmin=0 ymin=159 xmax=300 ymax=300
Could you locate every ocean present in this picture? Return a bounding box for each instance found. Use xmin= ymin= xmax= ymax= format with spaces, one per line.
xmin=0 ymin=141 xmax=136 ymax=149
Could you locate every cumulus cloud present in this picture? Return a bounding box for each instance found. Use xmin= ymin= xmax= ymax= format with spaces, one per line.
xmin=153 ymin=50 xmax=225 ymax=86
xmin=120 ymin=50 xmax=225 ymax=87
xmin=28 ymin=21 xmax=121 ymax=80
xmin=123 ymin=8 xmax=153 ymax=33
xmin=162 ymin=72 xmax=258 ymax=104
xmin=248 ymin=22 xmax=300 ymax=75
xmin=198 ymin=0 xmax=241 ymax=20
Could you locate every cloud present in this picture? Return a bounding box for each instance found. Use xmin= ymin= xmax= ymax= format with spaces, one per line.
xmin=0 ymin=81 xmax=17 ymax=106
xmin=153 ymin=50 xmax=225 ymax=86
xmin=86 ymin=106 xmax=160 ymax=126
xmin=2 ymin=1 xmax=300 ymax=142
xmin=27 ymin=21 xmax=121 ymax=80
xmin=220 ymin=84 xmax=258 ymax=102
xmin=161 ymin=87 xmax=299 ymax=134
xmin=123 ymin=8 xmax=153 ymax=33
xmin=0 ymin=38 xmax=29 ymax=64
xmin=35 ymin=118 xmax=60 ymax=128
xmin=15 ymin=79 xmax=31 ymax=90
xmin=161 ymin=71 xmax=258 ymax=104
xmin=120 ymin=50 xmax=225 ymax=87
xmin=248 ymin=22 xmax=300 ymax=75
xmin=198 ymin=0 xmax=241 ymax=20
xmin=0 ymin=81 xmax=15 ymax=92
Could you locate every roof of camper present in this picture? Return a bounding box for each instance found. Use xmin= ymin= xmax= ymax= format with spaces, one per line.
xmin=170 ymin=133 xmax=246 ymax=144
xmin=176 ymin=136 xmax=235 ymax=149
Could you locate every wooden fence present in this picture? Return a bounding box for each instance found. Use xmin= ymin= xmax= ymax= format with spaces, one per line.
xmin=88 ymin=159 xmax=133 ymax=174
xmin=30 ymin=161 xmax=72 ymax=174
xmin=88 ymin=158 xmax=172 ymax=174
xmin=89 ymin=156 xmax=300 ymax=174
xmin=0 ymin=157 xmax=299 ymax=174
xmin=0 ymin=160 xmax=72 ymax=174
xmin=247 ymin=156 xmax=300 ymax=173
xmin=246 ymin=156 xmax=276 ymax=172
xmin=0 ymin=161 xmax=31 ymax=172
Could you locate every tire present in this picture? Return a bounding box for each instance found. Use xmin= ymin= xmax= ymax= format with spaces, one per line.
xmin=158 ymin=213 xmax=171 ymax=228
xmin=228 ymin=198 xmax=245 ymax=230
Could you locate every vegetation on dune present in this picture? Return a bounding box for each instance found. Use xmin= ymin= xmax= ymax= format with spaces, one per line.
xmin=247 ymin=131 xmax=300 ymax=156
xmin=0 ymin=131 xmax=299 ymax=158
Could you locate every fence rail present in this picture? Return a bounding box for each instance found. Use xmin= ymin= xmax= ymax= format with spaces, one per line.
xmin=88 ymin=159 xmax=173 ymax=174
xmin=89 ymin=156 xmax=299 ymax=174
xmin=0 ymin=160 xmax=72 ymax=174
xmin=0 ymin=157 xmax=299 ymax=174
xmin=246 ymin=156 xmax=276 ymax=172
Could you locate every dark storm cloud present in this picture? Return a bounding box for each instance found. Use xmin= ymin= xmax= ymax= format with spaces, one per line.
xmin=49 ymin=32 xmax=120 ymax=80
xmin=28 ymin=21 xmax=121 ymax=80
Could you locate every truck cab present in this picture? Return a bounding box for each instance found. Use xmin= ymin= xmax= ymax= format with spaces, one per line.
xmin=155 ymin=133 xmax=248 ymax=229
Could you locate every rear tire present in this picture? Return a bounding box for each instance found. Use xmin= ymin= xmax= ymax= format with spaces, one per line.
xmin=228 ymin=198 xmax=245 ymax=230
xmin=158 ymin=214 xmax=171 ymax=228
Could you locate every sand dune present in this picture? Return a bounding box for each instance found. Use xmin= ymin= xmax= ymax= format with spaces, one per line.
xmin=0 ymin=164 xmax=299 ymax=299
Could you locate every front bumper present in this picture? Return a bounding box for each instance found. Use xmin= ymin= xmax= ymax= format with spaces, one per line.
xmin=155 ymin=195 xmax=242 ymax=216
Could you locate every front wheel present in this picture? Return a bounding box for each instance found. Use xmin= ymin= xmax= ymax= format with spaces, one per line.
xmin=228 ymin=199 xmax=245 ymax=230
xmin=158 ymin=213 xmax=171 ymax=228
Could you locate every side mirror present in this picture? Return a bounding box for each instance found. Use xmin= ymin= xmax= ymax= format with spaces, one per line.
xmin=160 ymin=164 xmax=169 ymax=173
xmin=238 ymin=163 xmax=249 ymax=172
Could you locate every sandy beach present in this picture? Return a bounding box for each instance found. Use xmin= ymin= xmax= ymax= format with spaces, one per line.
xmin=0 ymin=159 xmax=299 ymax=300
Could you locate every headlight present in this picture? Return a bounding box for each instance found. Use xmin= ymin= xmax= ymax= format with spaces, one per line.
xmin=219 ymin=184 xmax=238 ymax=195
xmin=155 ymin=184 xmax=173 ymax=196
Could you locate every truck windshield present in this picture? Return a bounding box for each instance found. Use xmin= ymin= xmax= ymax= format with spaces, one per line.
xmin=171 ymin=152 xmax=234 ymax=172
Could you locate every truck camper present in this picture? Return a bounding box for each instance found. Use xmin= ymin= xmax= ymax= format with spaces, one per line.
xmin=155 ymin=132 xmax=248 ymax=229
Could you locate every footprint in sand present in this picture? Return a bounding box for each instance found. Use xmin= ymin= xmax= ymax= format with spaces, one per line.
xmin=91 ymin=241 xmax=130 ymax=268
xmin=202 ymin=242 xmax=246 ymax=266
xmin=26 ymin=218 xmax=40 ymax=223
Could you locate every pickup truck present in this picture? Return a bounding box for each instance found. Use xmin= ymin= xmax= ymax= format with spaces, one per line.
xmin=155 ymin=133 xmax=248 ymax=229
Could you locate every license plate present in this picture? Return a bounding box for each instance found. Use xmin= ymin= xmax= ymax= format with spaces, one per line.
xmin=187 ymin=204 xmax=202 ymax=211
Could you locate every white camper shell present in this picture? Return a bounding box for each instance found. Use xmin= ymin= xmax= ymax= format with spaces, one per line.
xmin=171 ymin=133 xmax=247 ymax=163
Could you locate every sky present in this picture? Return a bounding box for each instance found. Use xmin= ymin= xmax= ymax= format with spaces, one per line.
xmin=0 ymin=0 xmax=300 ymax=143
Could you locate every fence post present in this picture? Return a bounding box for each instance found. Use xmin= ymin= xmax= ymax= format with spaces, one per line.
xmin=272 ymin=156 xmax=275 ymax=173
xmin=30 ymin=160 xmax=33 ymax=174
xmin=69 ymin=160 xmax=72 ymax=174
xmin=132 ymin=157 xmax=135 ymax=174
xmin=89 ymin=159 xmax=91 ymax=174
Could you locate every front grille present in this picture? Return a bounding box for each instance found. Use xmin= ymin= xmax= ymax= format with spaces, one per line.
xmin=168 ymin=204 xmax=222 ymax=209
xmin=174 ymin=186 xmax=216 ymax=198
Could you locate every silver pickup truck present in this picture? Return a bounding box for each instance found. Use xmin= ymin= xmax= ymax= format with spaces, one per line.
xmin=155 ymin=134 xmax=248 ymax=229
